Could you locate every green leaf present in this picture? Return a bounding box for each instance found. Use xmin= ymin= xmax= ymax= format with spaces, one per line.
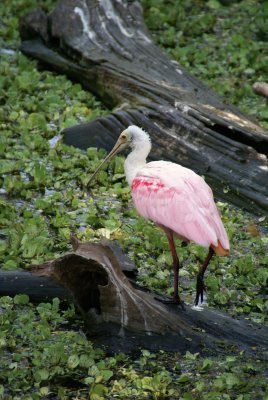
xmin=39 ymin=387 xmax=50 ymax=396
xmin=257 ymin=268 xmax=268 ymax=286
xmin=0 ymin=160 xmax=21 ymax=174
xmin=206 ymin=0 xmax=221 ymax=10
xmin=33 ymin=368 xmax=49 ymax=382
xmin=3 ymin=259 xmax=18 ymax=270
xmin=68 ymin=354 xmax=80 ymax=369
xmin=84 ymin=376 xmax=95 ymax=385
xmin=27 ymin=113 xmax=47 ymax=130
xmin=182 ymin=394 xmax=194 ymax=400
xmin=89 ymin=383 xmax=108 ymax=400
xmin=185 ymin=351 xmax=199 ymax=361
xmin=101 ymin=369 xmax=113 ymax=381
xmin=225 ymin=373 xmax=241 ymax=388
xmin=214 ymin=292 xmax=228 ymax=305
xmin=177 ymin=374 xmax=190 ymax=384
xmin=15 ymin=70 xmax=40 ymax=92
xmin=29 ymin=163 xmax=47 ymax=185
xmin=201 ymin=358 xmax=214 ymax=371
xmin=14 ymin=294 xmax=29 ymax=305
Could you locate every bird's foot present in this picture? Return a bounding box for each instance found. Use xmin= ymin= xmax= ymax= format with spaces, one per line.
xmin=195 ymin=275 xmax=206 ymax=306
xmin=155 ymin=295 xmax=186 ymax=310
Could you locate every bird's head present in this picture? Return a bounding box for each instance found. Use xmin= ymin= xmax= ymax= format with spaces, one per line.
xmin=114 ymin=127 xmax=133 ymax=150
xmin=114 ymin=125 xmax=151 ymax=149
xmin=87 ymin=125 xmax=148 ymax=186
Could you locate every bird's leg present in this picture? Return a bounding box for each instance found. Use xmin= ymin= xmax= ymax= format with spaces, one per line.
xmin=195 ymin=247 xmax=214 ymax=306
xmin=166 ymin=233 xmax=180 ymax=302
xmin=154 ymin=227 xmax=185 ymax=309
xmin=162 ymin=231 xmax=186 ymax=310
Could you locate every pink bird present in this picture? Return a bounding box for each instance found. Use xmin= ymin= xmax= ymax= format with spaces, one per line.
xmin=88 ymin=125 xmax=230 ymax=306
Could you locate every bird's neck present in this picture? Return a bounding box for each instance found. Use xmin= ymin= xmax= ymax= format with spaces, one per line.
xmin=124 ymin=141 xmax=151 ymax=185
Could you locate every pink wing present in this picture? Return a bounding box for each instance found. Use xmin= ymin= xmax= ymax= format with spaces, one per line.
xmin=131 ymin=161 xmax=229 ymax=252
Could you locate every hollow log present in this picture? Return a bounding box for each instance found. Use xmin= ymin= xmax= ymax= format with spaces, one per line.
xmin=19 ymin=1 xmax=268 ymax=215
xmin=1 ymin=239 xmax=267 ymax=356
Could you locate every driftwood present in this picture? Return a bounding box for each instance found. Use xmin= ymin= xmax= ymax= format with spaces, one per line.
xmin=19 ymin=1 xmax=268 ymax=215
xmin=1 ymin=238 xmax=267 ymax=356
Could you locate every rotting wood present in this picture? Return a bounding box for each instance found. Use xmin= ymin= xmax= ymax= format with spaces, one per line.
xmin=1 ymin=238 xmax=267 ymax=356
xmin=19 ymin=1 xmax=268 ymax=215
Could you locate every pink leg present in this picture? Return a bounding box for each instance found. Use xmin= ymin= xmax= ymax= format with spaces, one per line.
xmin=195 ymin=247 xmax=214 ymax=306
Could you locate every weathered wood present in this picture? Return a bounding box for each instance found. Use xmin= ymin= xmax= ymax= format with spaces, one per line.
xmin=19 ymin=1 xmax=268 ymax=214
xmin=0 ymin=270 xmax=70 ymax=304
xmin=1 ymin=239 xmax=267 ymax=356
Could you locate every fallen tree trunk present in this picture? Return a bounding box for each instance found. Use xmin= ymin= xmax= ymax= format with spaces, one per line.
xmin=19 ymin=1 xmax=268 ymax=215
xmin=1 ymin=239 xmax=267 ymax=356
xmin=0 ymin=270 xmax=70 ymax=304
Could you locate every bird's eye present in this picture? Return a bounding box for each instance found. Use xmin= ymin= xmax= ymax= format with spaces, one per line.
xmin=121 ymin=134 xmax=127 ymax=139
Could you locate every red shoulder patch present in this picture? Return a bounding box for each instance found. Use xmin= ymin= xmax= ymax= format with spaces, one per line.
xmin=132 ymin=177 xmax=164 ymax=191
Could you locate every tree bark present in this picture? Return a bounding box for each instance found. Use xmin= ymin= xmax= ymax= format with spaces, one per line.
xmin=19 ymin=1 xmax=268 ymax=215
xmin=1 ymin=239 xmax=267 ymax=356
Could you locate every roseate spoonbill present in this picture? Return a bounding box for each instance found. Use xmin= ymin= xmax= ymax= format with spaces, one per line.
xmin=88 ymin=126 xmax=230 ymax=306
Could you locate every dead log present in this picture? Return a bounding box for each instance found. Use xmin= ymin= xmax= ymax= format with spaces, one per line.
xmin=1 ymin=239 xmax=267 ymax=356
xmin=0 ymin=270 xmax=70 ymax=304
xmin=19 ymin=1 xmax=268 ymax=215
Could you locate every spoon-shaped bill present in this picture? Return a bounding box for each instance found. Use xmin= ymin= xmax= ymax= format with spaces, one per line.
xmin=87 ymin=137 xmax=128 ymax=187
